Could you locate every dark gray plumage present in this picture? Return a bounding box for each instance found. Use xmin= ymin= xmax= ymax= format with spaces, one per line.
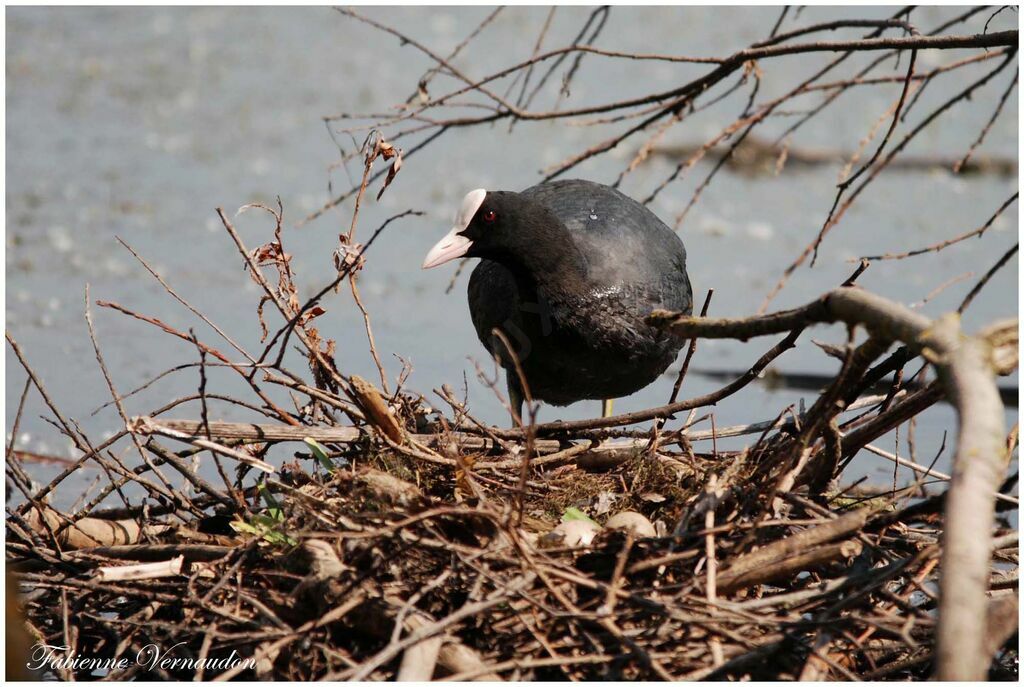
xmin=419 ymin=179 xmax=692 ymax=419
xmin=457 ymin=179 xmax=693 ymax=418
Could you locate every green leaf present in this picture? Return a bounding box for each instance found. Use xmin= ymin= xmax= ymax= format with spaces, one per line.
xmin=304 ymin=437 xmax=336 ymax=473
xmin=257 ymin=482 xmax=284 ymax=518
xmin=561 ymin=507 xmax=598 ymax=526
xmin=230 ymin=515 xmax=297 ymax=547
xmin=250 ymin=514 xmax=298 ymax=547
xmin=230 ymin=519 xmax=261 ymax=536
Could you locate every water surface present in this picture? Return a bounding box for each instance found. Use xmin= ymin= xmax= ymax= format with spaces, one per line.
xmin=6 ymin=7 xmax=1018 ymax=507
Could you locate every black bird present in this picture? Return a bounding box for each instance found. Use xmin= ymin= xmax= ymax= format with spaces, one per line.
xmin=423 ymin=179 xmax=693 ymax=421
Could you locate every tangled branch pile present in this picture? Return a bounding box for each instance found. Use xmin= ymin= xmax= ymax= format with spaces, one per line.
xmin=9 ymin=445 xmax=1020 ymax=680
xmin=6 ymin=6 xmax=1019 ymax=681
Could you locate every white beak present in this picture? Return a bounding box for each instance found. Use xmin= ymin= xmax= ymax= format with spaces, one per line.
xmin=422 ymin=188 xmax=487 ymax=269
xmin=422 ymin=227 xmax=473 ymax=269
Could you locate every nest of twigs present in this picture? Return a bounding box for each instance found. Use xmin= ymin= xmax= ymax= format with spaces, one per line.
xmin=7 ymin=384 xmax=1019 ymax=680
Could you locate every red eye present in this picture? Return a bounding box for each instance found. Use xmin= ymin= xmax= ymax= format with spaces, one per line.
xmin=482 ymin=210 xmax=497 ymax=223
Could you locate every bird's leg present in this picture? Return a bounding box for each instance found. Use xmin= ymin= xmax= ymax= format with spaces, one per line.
xmin=602 ymin=398 xmax=614 ymax=418
xmin=507 ymin=374 xmax=525 ymax=427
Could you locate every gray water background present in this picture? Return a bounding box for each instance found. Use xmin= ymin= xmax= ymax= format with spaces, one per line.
xmin=6 ymin=6 xmax=1019 ymax=509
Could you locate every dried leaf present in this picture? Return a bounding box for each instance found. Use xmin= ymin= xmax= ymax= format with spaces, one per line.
xmin=350 ymin=375 xmax=403 ymax=443
xmin=455 ymin=454 xmax=479 ymax=501
xmin=298 ymin=306 xmax=326 ymax=327
xmin=743 ymin=58 xmax=763 ymax=80
xmin=334 ymin=242 xmax=366 ymax=275
xmin=235 ymin=202 xmax=282 ymax=222
xmin=376 ymin=151 xmax=403 ymax=201
xmin=593 ymin=491 xmax=617 ymax=515
xmin=256 ymin=295 xmax=270 ymax=342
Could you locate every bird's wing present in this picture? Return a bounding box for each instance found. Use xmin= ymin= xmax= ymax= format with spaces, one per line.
xmin=523 ymin=179 xmax=692 ymax=314
xmin=467 ymin=259 xmax=521 ymax=358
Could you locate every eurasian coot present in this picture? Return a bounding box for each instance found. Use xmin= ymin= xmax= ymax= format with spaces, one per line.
xmin=423 ymin=179 xmax=693 ymax=421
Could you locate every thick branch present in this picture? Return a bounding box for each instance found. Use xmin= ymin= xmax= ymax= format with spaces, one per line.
xmin=927 ymin=316 xmax=1009 ymax=680
xmin=649 ymin=287 xmax=933 ymax=348
xmin=652 ymin=286 xmax=1013 ymax=679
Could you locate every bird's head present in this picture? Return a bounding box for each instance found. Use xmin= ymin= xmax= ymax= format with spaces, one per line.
xmin=422 ymin=189 xmax=559 ymax=269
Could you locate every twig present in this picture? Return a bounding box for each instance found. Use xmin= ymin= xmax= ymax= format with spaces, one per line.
xmin=959 ymin=242 xmax=1018 ymax=314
